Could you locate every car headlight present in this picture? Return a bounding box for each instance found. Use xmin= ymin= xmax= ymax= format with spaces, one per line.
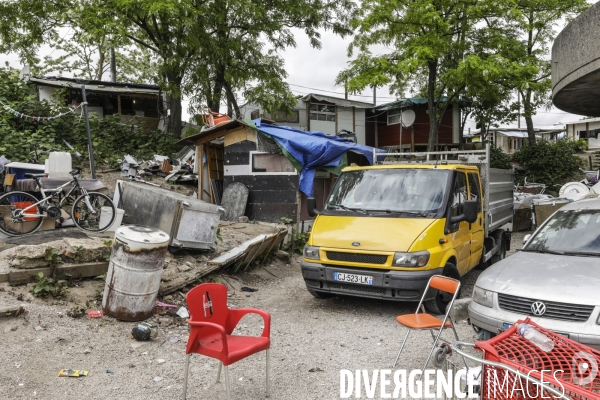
xmin=303 ymin=245 xmax=320 ymax=260
xmin=472 ymin=286 xmax=494 ymax=308
xmin=392 ymin=251 xmax=430 ymax=267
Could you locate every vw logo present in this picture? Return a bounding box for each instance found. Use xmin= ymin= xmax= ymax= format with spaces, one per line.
xmin=351 ymin=242 xmax=361 ymax=247
xmin=531 ymin=301 xmax=547 ymax=316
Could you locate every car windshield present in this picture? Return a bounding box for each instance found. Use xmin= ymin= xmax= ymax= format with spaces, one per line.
xmin=525 ymin=209 xmax=600 ymax=255
xmin=326 ymin=169 xmax=450 ymax=214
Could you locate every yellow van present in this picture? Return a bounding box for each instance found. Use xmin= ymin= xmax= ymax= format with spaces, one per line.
xmin=301 ymin=147 xmax=514 ymax=313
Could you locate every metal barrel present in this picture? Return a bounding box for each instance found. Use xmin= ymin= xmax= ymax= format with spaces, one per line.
xmin=102 ymin=225 xmax=170 ymax=321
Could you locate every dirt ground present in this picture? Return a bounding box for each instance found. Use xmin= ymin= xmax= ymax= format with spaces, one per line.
xmin=0 ymin=231 xmax=529 ymax=399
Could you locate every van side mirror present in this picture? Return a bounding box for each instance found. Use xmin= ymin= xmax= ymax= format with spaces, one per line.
xmin=307 ymin=197 xmax=319 ymax=217
xmin=449 ymin=200 xmax=478 ymax=224
xmin=523 ymin=234 xmax=531 ymax=245
xmin=463 ymin=200 xmax=478 ymax=223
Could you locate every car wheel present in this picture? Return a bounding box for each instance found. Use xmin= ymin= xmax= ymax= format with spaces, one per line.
xmin=424 ymin=263 xmax=461 ymax=314
xmin=307 ymin=288 xmax=334 ymax=299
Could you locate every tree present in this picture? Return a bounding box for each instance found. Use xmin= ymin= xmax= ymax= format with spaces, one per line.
xmin=1 ymin=0 xmax=353 ymax=136
xmin=33 ymin=28 xmax=158 ymax=84
xmin=338 ymin=0 xmax=502 ymax=151
xmin=505 ymin=0 xmax=588 ymax=145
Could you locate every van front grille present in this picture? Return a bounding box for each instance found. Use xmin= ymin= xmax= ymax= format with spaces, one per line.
xmin=498 ymin=294 xmax=594 ymax=322
xmin=328 ymin=282 xmax=386 ymax=295
xmin=326 ymin=252 xmax=387 ymax=265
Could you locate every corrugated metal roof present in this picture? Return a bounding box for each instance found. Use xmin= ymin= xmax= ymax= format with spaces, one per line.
xmin=28 ymin=76 xmax=161 ymax=95
xmin=300 ymin=94 xmax=374 ymax=109
xmin=375 ymin=97 xmax=471 ymax=111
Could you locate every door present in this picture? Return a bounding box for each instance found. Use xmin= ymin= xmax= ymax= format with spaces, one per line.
xmin=448 ymin=171 xmax=471 ymax=275
xmin=468 ymin=172 xmax=484 ymax=269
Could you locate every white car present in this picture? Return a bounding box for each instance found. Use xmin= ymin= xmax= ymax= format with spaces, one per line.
xmin=469 ymin=198 xmax=600 ymax=350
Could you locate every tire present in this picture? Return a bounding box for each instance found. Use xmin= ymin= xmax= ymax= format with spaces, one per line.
xmin=0 ymin=191 xmax=44 ymax=236
xmin=424 ymin=263 xmax=461 ymax=315
xmin=307 ymin=288 xmax=334 ymax=299
xmin=72 ymin=192 xmax=115 ymax=232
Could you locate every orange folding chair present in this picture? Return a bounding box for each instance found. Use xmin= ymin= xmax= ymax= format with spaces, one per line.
xmin=392 ymin=275 xmax=467 ymax=370
xmin=182 ymin=283 xmax=271 ymax=400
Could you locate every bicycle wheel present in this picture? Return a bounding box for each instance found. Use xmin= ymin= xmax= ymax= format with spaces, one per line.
xmin=72 ymin=192 xmax=116 ymax=232
xmin=0 ymin=191 xmax=44 ymax=236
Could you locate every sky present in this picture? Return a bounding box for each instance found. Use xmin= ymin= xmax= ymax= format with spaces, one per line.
xmin=0 ymin=23 xmax=587 ymax=131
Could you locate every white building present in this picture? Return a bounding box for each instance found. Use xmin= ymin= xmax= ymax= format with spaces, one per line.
xmin=564 ymin=118 xmax=600 ymax=149
xmin=239 ymin=93 xmax=373 ymax=145
xmin=466 ymin=126 xmax=565 ymax=154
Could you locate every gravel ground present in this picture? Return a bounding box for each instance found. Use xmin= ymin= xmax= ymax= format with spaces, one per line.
xmin=0 ymin=232 xmax=529 ymax=399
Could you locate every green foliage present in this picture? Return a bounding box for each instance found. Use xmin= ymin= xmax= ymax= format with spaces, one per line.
xmin=31 ymin=272 xmax=68 ymax=298
xmin=67 ymin=305 xmax=86 ymax=318
xmin=489 ymin=144 xmax=512 ymax=169
xmin=514 ymin=140 xmax=584 ymax=191
xmin=44 ymin=248 xmax=62 ymax=271
xmin=73 ymin=246 xmax=84 ymax=263
xmin=0 ymin=67 xmax=181 ymax=165
xmin=102 ymin=240 xmax=112 ymax=262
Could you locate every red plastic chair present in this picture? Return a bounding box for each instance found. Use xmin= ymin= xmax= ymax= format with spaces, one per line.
xmin=182 ymin=283 xmax=271 ymax=400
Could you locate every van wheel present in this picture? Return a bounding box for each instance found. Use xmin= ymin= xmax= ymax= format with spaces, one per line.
xmin=307 ymin=288 xmax=334 ymax=299
xmin=424 ymin=263 xmax=461 ymax=315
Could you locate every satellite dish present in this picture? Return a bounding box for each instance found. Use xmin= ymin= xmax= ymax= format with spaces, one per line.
xmin=401 ymin=109 xmax=415 ymax=128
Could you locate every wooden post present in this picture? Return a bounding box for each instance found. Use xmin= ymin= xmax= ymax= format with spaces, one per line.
xmin=198 ymin=143 xmax=204 ymax=202
xmin=205 ymin=144 xmax=215 ymax=204
xmin=306 ymin=102 xmax=310 ymax=131
xmin=352 ymin=106 xmax=355 ymax=132
xmin=117 ymin=95 xmax=122 ymax=115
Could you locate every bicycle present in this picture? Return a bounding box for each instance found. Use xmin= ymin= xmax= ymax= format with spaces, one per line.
xmin=0 ymin=168 xmax=116 ymax=236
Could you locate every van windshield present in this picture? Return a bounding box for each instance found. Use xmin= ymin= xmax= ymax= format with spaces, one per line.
xmin=326 ymin=169 xmax=451 ymax=214
xmin=525 ymin=210 xmax=600 ymax=255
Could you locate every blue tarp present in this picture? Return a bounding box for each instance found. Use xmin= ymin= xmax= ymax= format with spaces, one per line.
xmin=251 ymin=119 xmax=379 ymax=197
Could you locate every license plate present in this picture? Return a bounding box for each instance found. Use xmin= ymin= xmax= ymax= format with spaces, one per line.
xmin=333 ymin=272 xmax=373 ymax=285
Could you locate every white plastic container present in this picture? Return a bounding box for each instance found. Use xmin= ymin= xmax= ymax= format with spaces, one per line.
xmin=48 ymin=152 xmax=72 ymax=179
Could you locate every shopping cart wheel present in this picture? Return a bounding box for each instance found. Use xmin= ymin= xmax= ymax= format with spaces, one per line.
xmin=433 ymin=343 xmax=452 ymax=368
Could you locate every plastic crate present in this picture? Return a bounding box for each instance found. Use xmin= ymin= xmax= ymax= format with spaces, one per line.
xmin=476 ymin=318 xmax=600 ymax=399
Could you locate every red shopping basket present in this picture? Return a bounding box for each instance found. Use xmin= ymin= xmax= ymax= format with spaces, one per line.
xmin=476 ymin=318 xmax=600 ymax=399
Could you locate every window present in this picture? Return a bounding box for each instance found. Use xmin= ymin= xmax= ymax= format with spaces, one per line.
xmin=250 ymin=152 xmax=297 ymax=175
xmin=309 ymin=103 xmax=335 ymax=122
xmin=387 ymin=110 xmax=402 ymax=125
xmin=250 ymin=109 xmax=260 ymax=120
xmin=264 ymin=110 xmax=299 ymax=123
xmin=450 ymin=172 xmax=467 ymax=217
xmin=468 ymin=173 xmax=482 ymax=212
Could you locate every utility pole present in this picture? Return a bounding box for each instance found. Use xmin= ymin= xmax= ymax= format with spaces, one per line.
xmin=81 ymin=85 xmax=97 ymax=179
xmin=373 ymin=86 xmax=378 ymax=148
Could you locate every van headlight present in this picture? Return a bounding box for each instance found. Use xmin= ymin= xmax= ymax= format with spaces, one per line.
xmin=392 ymin=251 xmax=430 ymax=267
xmin=303 ymin=245 xmax=320 ymax=260
xmin=473 ymin=286 xmax=494 ymax=308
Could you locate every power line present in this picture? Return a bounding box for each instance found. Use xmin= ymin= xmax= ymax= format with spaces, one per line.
xmin=288 ymin=83 xmax=398 ymax=99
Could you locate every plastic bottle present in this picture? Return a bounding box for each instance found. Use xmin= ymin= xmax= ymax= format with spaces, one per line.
xmin=515 ymin=323 xmax=554 ymax=352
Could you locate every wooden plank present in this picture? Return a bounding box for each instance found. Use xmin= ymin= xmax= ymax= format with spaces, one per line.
xmin=223 ymin=126 xmax=254 ymax=147
xmin=8 ymin=262 xmax=109 ymax=285
xmin=205 ymin=143 xmax=215 ymax=204
xmin=208 ymin=235 xmax=268 ymax=267
xmin=198 ymin=144 xmax=204 ymax=201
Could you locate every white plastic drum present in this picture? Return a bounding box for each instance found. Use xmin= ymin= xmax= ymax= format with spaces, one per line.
xmin=102 ymin=225 xmax=170 ymax=321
